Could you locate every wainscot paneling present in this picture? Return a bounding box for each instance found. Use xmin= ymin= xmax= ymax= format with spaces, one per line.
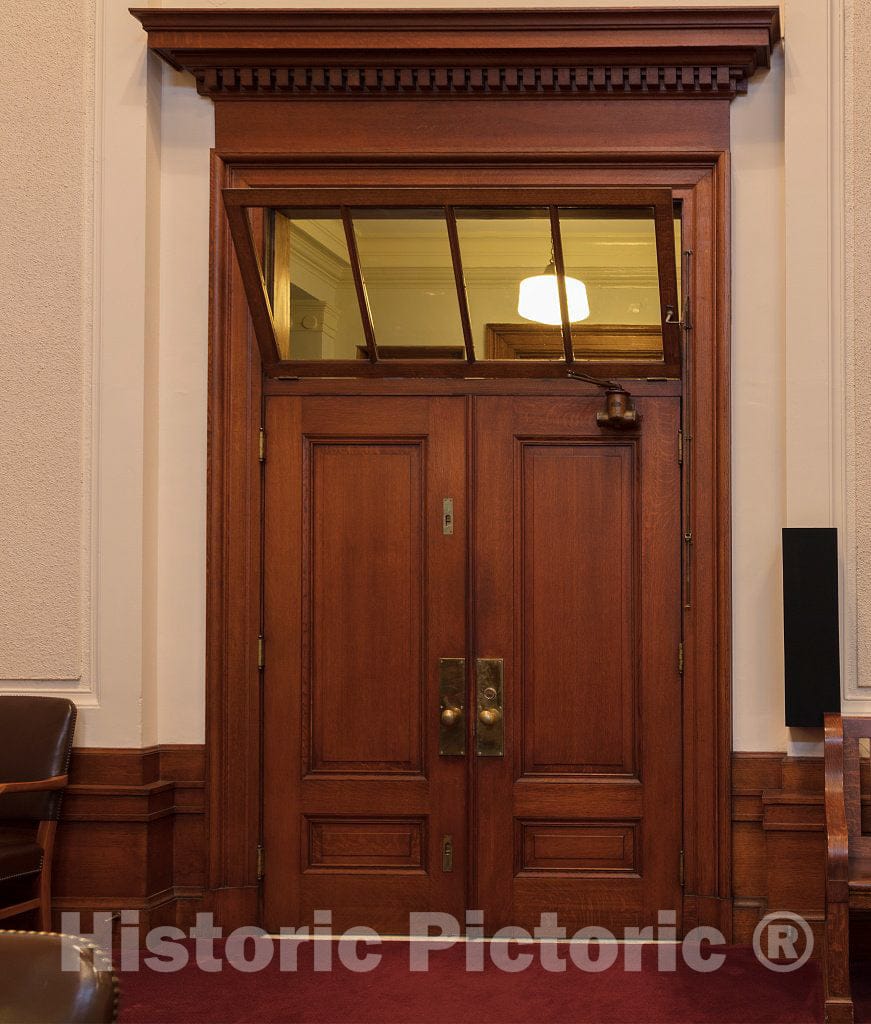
xmin=40 ymin=748 xmax=828 ymax=942
xmin=732 ymin=752 xmax=826 ymax=953
xmin=52 ymin=745 xmax=206 ymax=935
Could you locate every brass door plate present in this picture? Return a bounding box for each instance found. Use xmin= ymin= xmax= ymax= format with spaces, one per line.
xmin=475 ymin=658 xmax=504 ymax=756
xmin=438 ymin=658 xmax=465 ymax=755
xmin=441 ymin=834 xmax=454 ymax=872
xmin=442 ymin=498 xmax=454 ymax=535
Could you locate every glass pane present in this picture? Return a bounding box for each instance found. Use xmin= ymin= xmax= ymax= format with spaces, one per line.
xmin=455 ymin=208 xmax=565 ymax=360
xmin=558 ymin=207 xmax=664 ymax=364
xmin=258 ymin=202 xmax=677 ymax=366
xmin=351 ymin=209 xmax=465 ymax=356
xmin=266 ymin=209 xmax=367 ymax=360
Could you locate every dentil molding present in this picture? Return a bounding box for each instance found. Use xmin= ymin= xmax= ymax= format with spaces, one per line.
xmin=131 ymin=7 xmax=781 ymax=101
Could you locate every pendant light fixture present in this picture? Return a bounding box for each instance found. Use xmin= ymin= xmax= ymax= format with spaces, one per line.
xmin=517 ymin=245 xmax=590 ymax=326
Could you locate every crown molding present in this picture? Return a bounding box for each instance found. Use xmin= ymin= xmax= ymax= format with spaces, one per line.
xmin=130 ymin=7 xmax=781 ymax=101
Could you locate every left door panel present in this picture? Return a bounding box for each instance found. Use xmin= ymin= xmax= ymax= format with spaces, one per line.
xmin=263 ymin=396 xmax=468 ymax=933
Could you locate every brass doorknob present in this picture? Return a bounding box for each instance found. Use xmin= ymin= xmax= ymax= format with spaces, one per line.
xmin=441 ymin=707 xmax=461 ymax=727
xmin=478 ymin=707 xmax=501 ymax=727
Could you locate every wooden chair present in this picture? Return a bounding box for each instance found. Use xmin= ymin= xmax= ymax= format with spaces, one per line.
xmin=0 ymin=696 xmax=76 ymax=931
xmin=823 ymin=712 xmax=871 ymax=1023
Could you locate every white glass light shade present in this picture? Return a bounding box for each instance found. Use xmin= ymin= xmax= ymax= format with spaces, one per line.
xmin=517 ymin=271 xmax=590 ymax=326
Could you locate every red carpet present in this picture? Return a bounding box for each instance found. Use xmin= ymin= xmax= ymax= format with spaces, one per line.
xmin=115 ymin=940 xmax=827 ymax=1024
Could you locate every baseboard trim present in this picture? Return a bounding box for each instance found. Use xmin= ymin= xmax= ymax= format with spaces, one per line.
xmin=731 ymin=751 xmax=825 ymax=951
xmin=52 ymin=745 xmax=206 ymax=931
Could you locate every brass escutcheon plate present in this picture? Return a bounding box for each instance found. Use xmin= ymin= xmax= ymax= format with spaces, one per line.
xmin=475 ymin=658 xmax=504 ymax=757
xmin=438 ymin=658 xmax=465 ymax=755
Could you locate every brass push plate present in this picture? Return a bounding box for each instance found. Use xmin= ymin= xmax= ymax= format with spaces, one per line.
xmin=475 ymin=658 xmax=504 ymax=757
xmin=438 ymin=657 xmax=465 ymax=756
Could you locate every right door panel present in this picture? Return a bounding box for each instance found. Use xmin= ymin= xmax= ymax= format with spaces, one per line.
xmin=473 ymin=396 xmax=682 ymax=934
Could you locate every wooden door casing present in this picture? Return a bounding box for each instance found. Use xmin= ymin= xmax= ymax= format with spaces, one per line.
xmin=473 ymin=396 xmax=682 ymax=933
xmin=263 ymin=396 xmax=468 ymax=934
xmin=202 ymin=140 xmax=734 ymax=937
xmin=130 ymin=5 xmax=783 ymax=938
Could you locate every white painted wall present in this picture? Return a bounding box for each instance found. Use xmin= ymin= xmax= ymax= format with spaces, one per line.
xmin=152 ymin=66 xmax=213 ymax=744
xmin=1 ymin=0 xmax=858 ymax=753
xmin=730 ymin=42 xmax=788 ymax=753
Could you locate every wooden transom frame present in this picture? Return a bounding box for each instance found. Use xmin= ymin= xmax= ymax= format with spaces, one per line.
xmin=130 ymin=6 xmax=781 ymax=939
xmin=223 ymin=185 xmax=682 ymax=378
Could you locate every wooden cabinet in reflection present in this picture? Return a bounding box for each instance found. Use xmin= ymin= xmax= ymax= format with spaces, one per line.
xmin=484 ymin=323 xmax=663 ymax=361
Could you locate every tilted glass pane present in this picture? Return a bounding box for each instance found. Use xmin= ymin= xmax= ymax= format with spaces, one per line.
xmin=266 ymin=209 xmax=367 ymax=360
xmin=558 ymin=207 xmax=664 ymax=364
xmin=258 ymin=201 xmax=678 ymax=367
xmin=351 ymin=209 xmax=465 ymax=358
xmin=455 ymin=208 xmax=564 ymax=360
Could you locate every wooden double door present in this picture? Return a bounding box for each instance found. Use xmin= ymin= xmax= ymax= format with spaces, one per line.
xmin=263 ymin=393 xmax=682 ymax=935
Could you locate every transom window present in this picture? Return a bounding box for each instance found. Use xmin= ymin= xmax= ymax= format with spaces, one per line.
xmin=223 ymin=188 xmax=681 ymax=379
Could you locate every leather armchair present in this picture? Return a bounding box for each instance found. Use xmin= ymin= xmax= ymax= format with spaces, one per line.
xmin=0 ymin=696 xmax=76 ymax=930
xmin=0 ymin=929 xmax=119 ymax=1023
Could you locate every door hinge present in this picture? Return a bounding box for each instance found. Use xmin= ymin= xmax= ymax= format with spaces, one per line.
xmin=257 ymin=845 xmax=265 ymax=881
xmin=257 ymin=635 xmax=265 ymax=671
xmin=679 ymin=849 xmax=685 ymax=888
xmin=678 ymin=430 xmax=683 ymax=465
xmin=259 ymin=428 xmax=266 ymax=463
xmin=678 ymin=641 xmax=684 ymax=676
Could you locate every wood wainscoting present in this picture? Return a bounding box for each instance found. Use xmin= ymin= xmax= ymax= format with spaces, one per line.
xmin=48 ymin=747 xmax=825 ymax=942
xmin=52 ymin=745 xmax=206 ymax=934
xmin=732 ymin=752 xmax=826 ymax=953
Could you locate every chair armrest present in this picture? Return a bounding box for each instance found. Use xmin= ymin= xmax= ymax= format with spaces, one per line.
xmin=825 ymin=713 xmax=850 ymax=901
xmin=0 ymin=774 xmax=68 ymax=796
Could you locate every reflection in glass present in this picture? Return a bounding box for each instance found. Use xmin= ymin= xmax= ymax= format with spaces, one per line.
xmin=266 ymin=209 xmax=367 ymax=360
xmin=352 ymin=209 xmax=465 ymax=354
xmin=517 ymin=260 xmax=589 ymax=326
xmin=455 ymin=209 xmax=565 ymax=359
xmin=558 ymin=207 xmax=664 ymax=363
xmin=262 ymin=203 xmax=679 ymax=366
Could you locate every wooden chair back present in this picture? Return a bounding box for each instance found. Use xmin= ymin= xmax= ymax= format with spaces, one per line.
xmin=839 ymin=716 xmax=871 ymax=861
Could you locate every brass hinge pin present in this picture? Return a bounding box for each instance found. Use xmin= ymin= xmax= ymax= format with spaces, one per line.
xmin=259 ymin=428 xmax=266 ymax=463
xmin=678 ymin=430 xmax=683 ymax=465
xmin=678 ymin=641 xmax=684 ymax=676
xmin=258 ymin=635 xmax=265 ymax=671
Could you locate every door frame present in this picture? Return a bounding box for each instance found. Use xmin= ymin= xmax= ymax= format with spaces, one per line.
xmin=205 ymin=154 xmax=731 ymax=937
xmin=132 ymin=2 xmax=779 ymax=939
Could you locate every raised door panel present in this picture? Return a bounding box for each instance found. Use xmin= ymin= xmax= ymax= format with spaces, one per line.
xmin=263 ymin=396 xmax=467 ymax=934
xmin=518 ymin=822 xmax=638 ymax=874
xmin=520 ymin=442 xmax=636 ymax=777
xmin=306 ymin=442 xmax=424 ymax=775
xmin=305 ymin=817 xmax=426 ymax=871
